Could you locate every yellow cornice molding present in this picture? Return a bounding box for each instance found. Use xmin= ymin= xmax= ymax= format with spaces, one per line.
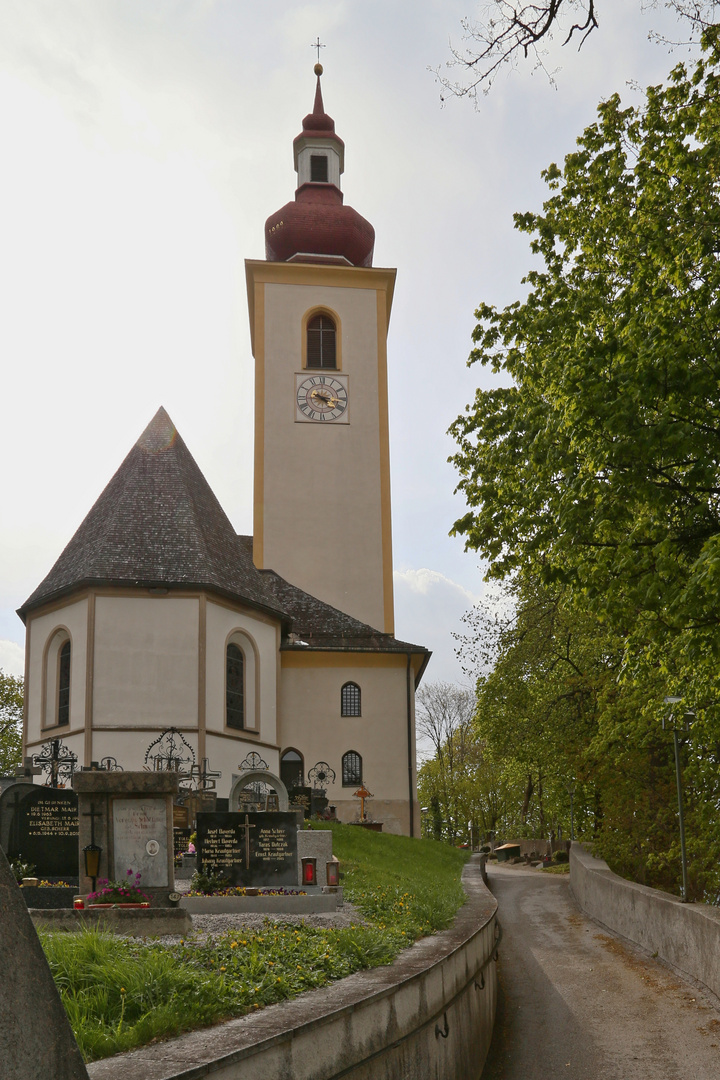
xmin=245 ymin=259 xmax=396 ymax=357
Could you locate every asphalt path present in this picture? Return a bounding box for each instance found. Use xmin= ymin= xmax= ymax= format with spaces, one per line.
xmin=482 ymin=864 xmax=720 ymax=1080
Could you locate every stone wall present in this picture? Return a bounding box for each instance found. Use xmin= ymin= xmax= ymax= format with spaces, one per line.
xmin=86 ymin=857 xmax=498 ymax=1080
xmin=570 ymin=843 xmax=720 ymax=1002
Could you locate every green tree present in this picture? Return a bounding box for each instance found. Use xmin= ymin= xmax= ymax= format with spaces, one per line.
xmin=449 ymin=43 xmax=720 ymax=896
xmin=0 ymin=669 xmax=23 ymax=776
xmin=450 ymin=39 xmax=720 ymax=681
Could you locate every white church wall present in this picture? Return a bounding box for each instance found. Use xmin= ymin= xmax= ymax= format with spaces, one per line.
xmin=92 ymin=596 xmax=199 ymax=728
xmin=258 ymin=277 xmax=390 ymax=632
xmin=25 ymin=597 xmax=88 ymax=751
xmin=279 ymin=652 xmax=416 ymax=834
xmin=204 ymin=600 xmax=279 ymax=746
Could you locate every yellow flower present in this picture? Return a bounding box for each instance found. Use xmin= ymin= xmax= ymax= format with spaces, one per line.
xmin=120 ymin=988 xmax=126 ymax=994
xmin=230 ymin=941 xmax=238 ymax=948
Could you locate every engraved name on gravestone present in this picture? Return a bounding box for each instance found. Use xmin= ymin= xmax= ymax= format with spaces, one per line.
xmin=0 ymin=785 xmax=79 ymax=878
xmin=197 ymin=811 xmax=297 ymax=887
xmin=112 ymin=798 xmax=168 ymax=886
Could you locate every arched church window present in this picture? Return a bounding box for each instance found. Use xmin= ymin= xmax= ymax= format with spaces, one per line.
xmin=306 ymin=314 xmax=337 ymax=369
xmin=342 ymin=750 xmax=362 ymax=787
xmin=226 ymin=643 xmax=244 ymax=730
xmin=341 ymin=682 xmax=361 ymax=717
xmin=310 ymin=154 xmax=328 ymax=182
xmin=57 ymin=640 xmax=71 ymax=727
xmin=280 ymin=749 xmax=304 ymax=790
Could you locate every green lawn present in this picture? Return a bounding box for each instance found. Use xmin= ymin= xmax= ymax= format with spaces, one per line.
xmin=41 ymin=825 xmax=469 ymax=1062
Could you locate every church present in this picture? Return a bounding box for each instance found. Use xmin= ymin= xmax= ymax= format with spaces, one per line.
xmin=17 ymin=66 xmax=430 ymax=836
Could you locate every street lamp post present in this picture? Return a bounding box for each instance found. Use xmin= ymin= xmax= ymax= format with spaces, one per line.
xmin=663 ymin=696 xmax=693 ymax=903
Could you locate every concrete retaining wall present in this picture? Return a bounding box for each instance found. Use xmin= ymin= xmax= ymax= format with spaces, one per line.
xmin=570 ymin=843 xmax=720 ymax=1002
xmin=86 ymin=856 xmax=498 ymax=1080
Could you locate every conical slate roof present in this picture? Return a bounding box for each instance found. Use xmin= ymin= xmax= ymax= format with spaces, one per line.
xmin=19 ymin=408 xmax=286 ymax=620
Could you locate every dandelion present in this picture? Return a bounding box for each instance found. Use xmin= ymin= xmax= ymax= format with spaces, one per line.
xmin=120 ymin=988 xmax=126 ymax=994
xmin=220 ymin=966 xmax=226 ymax=972
xmin=230 ymin=942 xmax=238 ymax=948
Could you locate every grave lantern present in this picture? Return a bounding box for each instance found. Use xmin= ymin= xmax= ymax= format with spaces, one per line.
xmin=302 ymin=857 xmax=317 ymax=886
xmin=83 ymin=842 xmax=102 ymax=891
xmin=326 ymin=856 xmax=340 ymax=887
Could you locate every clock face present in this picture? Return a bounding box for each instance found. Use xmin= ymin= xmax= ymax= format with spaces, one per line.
xmin=295 ymin=373 xmax=349 ymax=424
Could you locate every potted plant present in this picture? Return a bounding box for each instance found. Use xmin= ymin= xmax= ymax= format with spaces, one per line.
xmin=86 ymin=869 xmax=151 ymax=908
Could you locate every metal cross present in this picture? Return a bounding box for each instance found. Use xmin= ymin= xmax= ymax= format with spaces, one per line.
xmin=189 ymin=758 xmax=222 ymax=792
xmin=82 ymin=803 xmax=102 ymax=846
xmin=32 ymin=738 xmax=78 ymax=788
xmin=239 ymin=813 xmax=256 ymax=869
xmin=311 ymin=37 xmax=325 ymax=62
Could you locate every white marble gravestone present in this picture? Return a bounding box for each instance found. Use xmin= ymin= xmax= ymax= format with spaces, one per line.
xmin=112 ymin=798 xmax=169 ymax=886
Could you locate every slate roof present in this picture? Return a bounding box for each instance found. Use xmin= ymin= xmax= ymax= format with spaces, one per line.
xmin=235 ymin=537 xmax=430 ymax=667
xmin=18 ymin=408 xmax=286 ymax=621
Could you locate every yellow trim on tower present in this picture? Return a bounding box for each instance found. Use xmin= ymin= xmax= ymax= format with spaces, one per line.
xmin=376 ymin=288 xmax=395 ymax=635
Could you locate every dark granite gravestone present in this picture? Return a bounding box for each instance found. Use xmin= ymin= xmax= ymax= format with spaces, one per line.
xmin=0 ymin=844 xmax=89 ymax=1079
xmin=288 ymin=785 xmax=312 ymax=819
xmin=173 ymin=828 xmax=192 ymax=858
xmin=197 ymin=811 xmax=298 ymax=887
xmin=0 ymin=784 xmax=79 ymax=878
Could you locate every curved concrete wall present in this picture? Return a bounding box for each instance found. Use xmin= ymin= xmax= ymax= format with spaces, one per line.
xmin=86 ymin=857 xmax=498 ymax=1080
xmin=571 ymin=843 xmax=720 ymax=1002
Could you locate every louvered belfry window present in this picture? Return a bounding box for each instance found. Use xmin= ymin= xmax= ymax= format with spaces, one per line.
xmin=306 ymin=314 xmax=337 ymax=369
xmin=341 ymin=682 xmax=361 ymax=717
xmin=226 ymin=643 xmax=244 ymax=729
xmin=342 ymin=751 xmax=362 ymax=787
xmin=310 ymin=154 xmax=328 ymax=182
xmin=57 ymin=640 xmax=71 ymax=726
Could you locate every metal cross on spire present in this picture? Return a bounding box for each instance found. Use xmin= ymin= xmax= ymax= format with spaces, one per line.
xmin=311 ymin=37 xmax=325 ymax=63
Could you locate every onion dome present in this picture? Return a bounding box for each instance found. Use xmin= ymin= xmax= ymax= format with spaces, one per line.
xmin=265 ymin=66 xmax=375 ymax=268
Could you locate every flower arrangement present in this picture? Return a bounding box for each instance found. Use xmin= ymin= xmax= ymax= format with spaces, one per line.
xmin=86 ymin=869 xmax=150 ymax=905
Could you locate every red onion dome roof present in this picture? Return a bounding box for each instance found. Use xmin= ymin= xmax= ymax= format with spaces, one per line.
xmin=265 ymin=184 xmax=374 ymax=267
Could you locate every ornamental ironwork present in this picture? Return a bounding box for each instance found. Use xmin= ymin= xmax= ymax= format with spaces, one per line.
xmin=238 ymin=751 xmax=268 ymax=771
xmin=143 ymin=727 xmax=195 ymax=776
xmin=32 ymin=739 xmax=78 ymax=788
xmin=308 ymin=761 xmax=336 ymax=793
xmin=178 ymin=757 xmax=222 ymax=798
xmin=99 ymin=756 xmax=123 ymax=771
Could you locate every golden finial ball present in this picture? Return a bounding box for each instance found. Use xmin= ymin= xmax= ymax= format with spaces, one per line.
xmin=314 ymin=63 xmax=323 ymax=76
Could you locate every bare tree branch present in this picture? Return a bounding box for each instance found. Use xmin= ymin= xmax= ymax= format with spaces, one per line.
xmin=432 ymin=1 xmax=719 ymax=102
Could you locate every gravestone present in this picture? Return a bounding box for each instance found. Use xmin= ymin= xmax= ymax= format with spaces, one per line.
xmin=112 ymin=798 xmax=169 ymax=885
xmin=197 ymin=811 xmax=298 ymax=887
xmin=173 ymin=828 xmax=192 ymax=859
xmin=0 ymin=844 xmax=89 ymax=1079
xmin=0 ymin=784 xmax=79 ymax=879
xmin=73 ymin=771 xmax=178 ymax=905
xmin=288 ymin=785 xmax=312 ymax=819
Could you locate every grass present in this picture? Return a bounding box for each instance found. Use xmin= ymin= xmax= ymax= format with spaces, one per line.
xmin=40 ymin=824 xmax=469 ymax=1062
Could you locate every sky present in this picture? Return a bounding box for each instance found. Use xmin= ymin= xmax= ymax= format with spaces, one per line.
xmin=0 ymin=0 xmax=693 ymax=689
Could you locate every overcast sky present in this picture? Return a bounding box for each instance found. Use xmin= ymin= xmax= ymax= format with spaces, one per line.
xmin=0 ymin=0 xmax=692 ymax=687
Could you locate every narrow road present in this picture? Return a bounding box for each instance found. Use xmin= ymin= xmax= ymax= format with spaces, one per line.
xmin=482 ymin=864 xmax=720 ymax=1080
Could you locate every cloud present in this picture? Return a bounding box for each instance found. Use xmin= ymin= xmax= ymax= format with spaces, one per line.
xmin=393 ymin=567 xmax=484 ymax=686
xmin=0 ymin=639 xmax=24 ymax=677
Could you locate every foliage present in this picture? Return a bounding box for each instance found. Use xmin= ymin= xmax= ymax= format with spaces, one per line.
xmin=9 ymin=856 xmax=35 ymax=883
xmin=190 ymin=867 xmax=231 ymax=895
xmin=86 ymin=871 xmax=150 ymax=905
xmin=41 ymin=825 xmax=469 ymax=1061
xmin=0 ymin=668 xmax=23 ymax=776
xmin=436 ymin=2 xmax=718 ymax=98
xmin=449 ymin=43 xmax=720 ymax=898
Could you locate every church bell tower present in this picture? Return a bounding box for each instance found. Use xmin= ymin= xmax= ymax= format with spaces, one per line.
xmin=246 ymin=65 xmax=396 ymax=633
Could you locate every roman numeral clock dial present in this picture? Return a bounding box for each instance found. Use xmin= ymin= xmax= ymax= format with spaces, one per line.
xmin=295 ymin=374 xmax=349 ymax=424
